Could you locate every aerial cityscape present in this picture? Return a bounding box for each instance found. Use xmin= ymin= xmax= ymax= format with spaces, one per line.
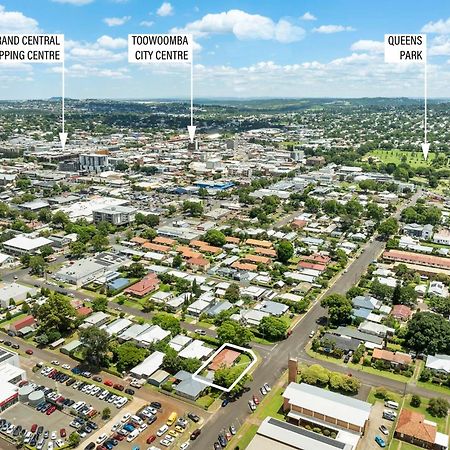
xmin=0 ymin=1 xmax=449 ymax=450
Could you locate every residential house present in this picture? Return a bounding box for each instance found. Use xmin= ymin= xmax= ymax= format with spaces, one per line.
xmin=395 ymin=409 xmax=448 ymax=450
xmin=391 ymin=304 xmax=413 ymax=322
xmin=425 ymin=354 xmax=450 ymax=375
xmin=372 ymin=349 xmax=412 ymax=368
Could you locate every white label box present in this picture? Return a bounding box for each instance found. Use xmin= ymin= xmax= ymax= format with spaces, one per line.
xmin=0 ymin=34 xmax=64 ymax=63
xmin=384 ymin=34 xmax=426 ymax=64
xmin=128 ymin=34 xmax=192 ymax=63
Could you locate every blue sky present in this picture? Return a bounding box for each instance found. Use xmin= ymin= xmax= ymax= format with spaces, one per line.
xmin=1 ymin=0 xmax=450 ymax=99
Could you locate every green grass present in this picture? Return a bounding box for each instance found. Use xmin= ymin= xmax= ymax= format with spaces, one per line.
xmin=233 ymin=424 xmax=259 ymax=450
xmin=367 ymin=149 xmax=437 ymax=168
xmin=417 ymin=381 xmax=450 ymax=396
xmin=196 ymin=394 xmax=215 ymax=409
xmin=0 ymin=312 xmax=27 ymax=327
xmin=367 ymin=387 xmax=403 ymax=405
xmin=389 ymin=440 xmax=424 ymax=450
xmin=255 ymin=386 xmax=285 ymax=420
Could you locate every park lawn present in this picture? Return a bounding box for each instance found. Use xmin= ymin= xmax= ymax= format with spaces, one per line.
xmin=196 ymin=394 xmax=215 ymax=409
xmin=367 ymin=149 xmax=437 ymax=168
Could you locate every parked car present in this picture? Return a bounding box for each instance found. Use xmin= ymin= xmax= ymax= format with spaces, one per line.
xmin=188 ymin=412 xmax=200 ymax=422
xmin=375 ymin=435 xmax=386 ymax=448
xmin=26 ymin=349 xmax=34 ymax=355
xmin=379 ymin=425 xmax=388 ymax=436
xmin=190 ymin=429 xmax=201 ymax=440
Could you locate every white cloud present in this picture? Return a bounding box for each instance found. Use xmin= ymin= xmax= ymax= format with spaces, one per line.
xmin=300 ymin=12 xmax=316 ymax=21
xmin=0 ymin=5 xmax=39 ymax=33
xmin=52 ymin=63 xmax=130 ymax=79
xmin=429 ymin=35 xmax=450 ymax=55
xmin=66 ymin=36 xmax=127 ymax=63
xmin=313 ymin=25 xmax=355 ymax=34
xmin=351 ymin=39 xmax=384 ymax=54
xmin=51 ymin=0 xmax=94 ymax=5
xmin=103 ymin=16 xmax=131 ymax=26
xmin=172 ymin=9 xmax=305 ymax=43
xmin=140 ymin=20 xmax=154 ymax=27
xmin=96 ymin=35 xmax=127 ymax=49
xmin=422 ymin=18 xmax=450 ymax=34
xmin=157 ymin=2 xmax=173 ymax=17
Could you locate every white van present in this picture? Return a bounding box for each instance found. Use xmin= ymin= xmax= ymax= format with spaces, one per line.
xmin=126 ymin=429 xmax=139 ymax=442
xmin=384 ymin=400 xmax=399 ymax=410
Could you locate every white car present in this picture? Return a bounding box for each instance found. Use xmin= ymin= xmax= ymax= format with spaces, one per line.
xmin=111 ymin=422 xmax=121 ymax=432
xmin=180 ymin=442 xmax=190 ymax=450
xmin=160 ymin=439 xmax=172 ymax=447
xmin=61 ymin=364 xmax=71 ymax=370
xmin=51 ymin=360 xmax=60 ymax=366
xmin=121 ymin=413 xmax=131 ymax=423
xmin=36 ymin=439 xmax=45 ymax=450
xmin=263 ymin=383 xmax=271 ymax=392
xmin=139 ymin=423 xmax=148 ymax=432
xmin=157 ymin=425 xmax=169 ymax=437
xmin=96 ymin=433 xmax=108 ymax=444
xmin=51 ymin=431 xmax=57 ymax=440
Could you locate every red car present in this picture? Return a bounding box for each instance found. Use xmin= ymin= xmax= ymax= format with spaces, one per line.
xmin=252 ymin=395 xmax=260 ymax=405
xmin=113 ymin=434 xmax=124 ymax=441
xmin=31 ymin=424 xmax=37 ymax=433
xmin=46 ymin=406 xmax=56 ymax=415
xmin=146 ymin=435 xmax=156 ymax=444
xmin=60 ymin=429 xmax=66 ymax=438
xmin=25 ymin=349 xmax=34 ymax=355
xmin=104 ymin=380 xmax=113 ymax=386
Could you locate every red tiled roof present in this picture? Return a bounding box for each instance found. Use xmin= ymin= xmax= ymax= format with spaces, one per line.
xmin=243 ymin=254 xmax=271 ymax=264
xmin=11 ymin=315 xmax=35 ymax=331
xmin=384 ymin=249 xmax=450 ymax=269
xmin=396 ymin=409 xmax=436 ymax=444
xmin=209 ymin=349 xmax=241 ymax=371
xmin=125 ymin=274 xmax=159 ymax=297
xmin=254 ymin=247 xmax=277 ymax=257
xmin=142 ymin=242 xmax=171 ymax=253
xmin=372 ymin=349 xmax=412 ymax=365
xmin=391 ymin=304 xmax=413 ymax=319
xmin=231 ymin=261 xmax=258 ymax=272
xmin=187 ymin=257 xmax=210 ymax=267
xmin=245 ymin=239 xmax=273 ymax=248
xmin=297 ymin=261 xmax=326 ymax=271
xmin=77 ymin=306 xmax=93 ymax=317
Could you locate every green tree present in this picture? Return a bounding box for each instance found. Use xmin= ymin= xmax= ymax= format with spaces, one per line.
xmin=378 ymin=217 xmax=399 ymax=238
xmin=68 ymin=432 xmax=80 ymax=447
xmin=172 ymin=254 xmax=183 ymax=268
xmin=301 ymin=364 xmax=330 ymax=386
xmin=52 ymin=211 xmax=70 ymax=228
xmin=410 ymin=395 xmax=421 ymax=407
xmin=91 ymin=233 xmax=109 ymax=252
xmin=182 ymin=201 xmax=203 ymax=217
xmin=29 ymin=255 xmax=47 ymax=275
xmin=405 ymin=312 xmax=450 ymax=355
xmin=35 ymin=293 xmax=77 ymax=334
xmin=152 ymin=312 xmax=181 ymax=335
xmin=224 ymin=283 xmax=240 ymax=303
xmin=427 ymin=398 xmax=449 ymax=418
xmin=39 ymin=245 xmax=54 ymax=259
xmin=198 ymin=187 xmax=208 ymax=198
xmin=91 ymin=296 xmax=108 ymax=312
xmin=276 ymin=240 xmax=294 ymax=264
xmin=258 ymin=316 xmax=288 ymax=341
xmin=321 ymin=294 xmax=353 ymax=326
xmin=204 ymin=229 xmax=226 ymax=247
xmin=101 ymin=407 xmax=111 ymax=420
xmin=79 ymin=326 xmax=109 ymax=368
xmin=69 ymin=241 xmax=86 ymax=258
xmin=114 ymin=342 xmax=148 ymax=372
xmin=217 ymin=320 xmax=253 ymax=347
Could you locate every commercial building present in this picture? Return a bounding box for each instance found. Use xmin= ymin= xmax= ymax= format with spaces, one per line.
xmin=283 ymin=382 xmax=371 ymax=434
xmin=130 ymin=351 xmax=165 ymax=379
xmin=54 ymin=252 xmax=128 ymax=287
xmin=247 ymin=417 xmax=356 ymax=450
xmin=79 ymin=153 xmax=110 ymax=173
xmin=93 ymin=205 xmax=136 ymax=226
xmin=0 ymin=283 xmax=38 ymax=308
xmin=3 ymin=235 xmax=53 ymax=256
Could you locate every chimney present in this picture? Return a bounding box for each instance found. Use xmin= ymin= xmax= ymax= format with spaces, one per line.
xmin=288 ymin=357 xmax=298 ymax=384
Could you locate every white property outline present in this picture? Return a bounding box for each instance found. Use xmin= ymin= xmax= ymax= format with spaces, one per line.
xmin=191 ymin=343 xmax=257 ymax=393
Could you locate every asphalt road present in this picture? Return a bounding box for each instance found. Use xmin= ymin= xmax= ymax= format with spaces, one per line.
xmin=193 ymin=190 xmax=427 ymax=449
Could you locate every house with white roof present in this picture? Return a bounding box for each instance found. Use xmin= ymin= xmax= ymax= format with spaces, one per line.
xmin=425 ymin=354 xmax=450 ymax=375
xmin=178 ymin=339 xmax=214 ymax=360
xmin=130 ymin=351 xmax=165 ymax=379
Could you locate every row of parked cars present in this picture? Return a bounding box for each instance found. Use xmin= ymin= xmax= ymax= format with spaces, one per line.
xmin=0 ymin=418 xmax=65 ymax=450
xmin=375 ymin=400 xmax=399 ymax=447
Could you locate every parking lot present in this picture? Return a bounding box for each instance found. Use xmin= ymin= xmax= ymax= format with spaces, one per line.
xmin=360 ymin=401 xmax=395 ymax=449
xmin=93 ymin=392 xmax=204 ymax=450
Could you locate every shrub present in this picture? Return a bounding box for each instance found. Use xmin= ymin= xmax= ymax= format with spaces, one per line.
xmin=410 ymin=395 xmax=421 ymax=408
xmin=374 ymin=387 xmax=388 ymax=399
